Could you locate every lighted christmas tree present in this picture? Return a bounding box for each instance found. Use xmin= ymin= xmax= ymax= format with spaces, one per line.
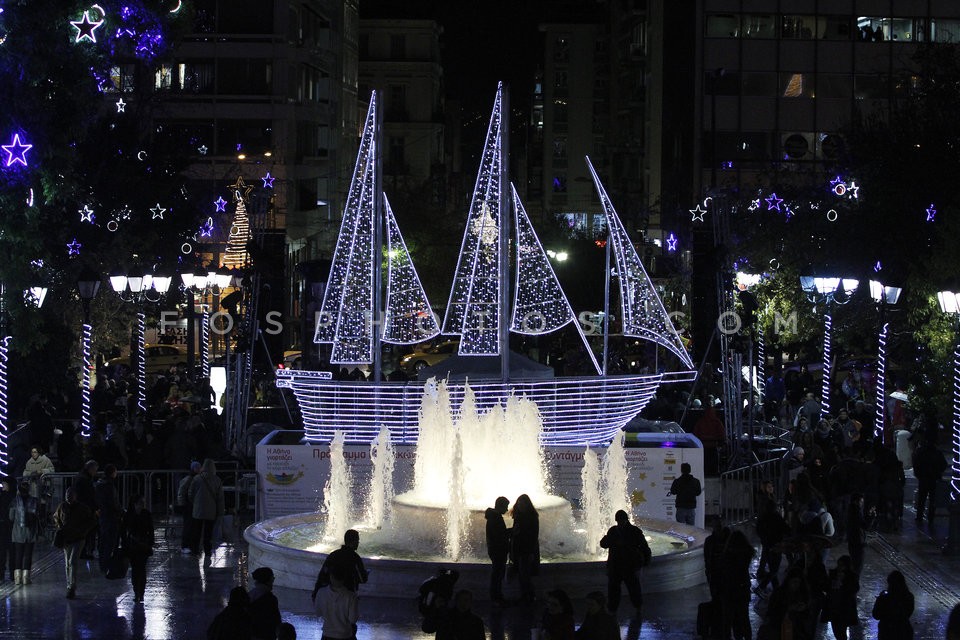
xmin=222 ymin=176 xmax=253 ymax=268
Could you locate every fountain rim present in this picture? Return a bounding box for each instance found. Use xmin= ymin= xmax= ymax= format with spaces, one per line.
xmin=244 ymin=511 xmax=710 ymax=568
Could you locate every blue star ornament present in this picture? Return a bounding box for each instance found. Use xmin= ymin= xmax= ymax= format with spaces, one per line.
xmin=262 ymin=172 xmax=275 ymax=189
xmin=926 ymin=204 xmax=937 ymax=222
xmin=2 ymin=133 xmax=33 ymax=167
xmin=765 ymin=193 xmax=784 ymax=211
xmin=666 ymin=233 xmax=678 ymax=252
xmin=214 ymin=196 xmax=227 ymax=212
xmin=71 ymin=11 xmax=104 ymax=43
xmin=67 ymin=239 xmax=82 ymax=256
xmin=689 ymin=204 xmax=706 ymax=222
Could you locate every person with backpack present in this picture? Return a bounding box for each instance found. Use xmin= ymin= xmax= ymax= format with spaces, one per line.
xmin=9 ymin=480 xmax=38 ymax=585
xmin=599 ymin=509 xmax=651 ymax=616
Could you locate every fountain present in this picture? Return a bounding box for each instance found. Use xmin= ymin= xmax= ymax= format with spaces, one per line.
xmin=245 ymin=380 xmax=708 ymax=598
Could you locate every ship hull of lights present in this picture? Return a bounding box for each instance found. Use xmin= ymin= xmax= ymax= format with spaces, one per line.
xmin=277 ymin=369 xmax=694 ymax=446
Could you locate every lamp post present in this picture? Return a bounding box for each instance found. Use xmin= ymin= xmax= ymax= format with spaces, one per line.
xmin=180 ymin=264 xmax=232 ymax=379
xmin=77 ymin=269 xmax=101 ymax=438
xmin=937 ymin=289 xmax=960 ymax=555
xmin=869 ymin=280 xmax=902 ymax=444
xmin=800 ymin=275 xmax=859 ymax=418
xmin=109 ymin=266 xmax=171 ymax=414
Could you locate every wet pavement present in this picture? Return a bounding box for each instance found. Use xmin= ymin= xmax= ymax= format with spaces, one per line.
xmin=0 ymin=475 xmax=957 ymax=639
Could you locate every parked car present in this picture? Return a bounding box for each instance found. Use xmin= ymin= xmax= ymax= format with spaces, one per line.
xmin=105 ymin=343 xmax=188 ymax=375
xmin=278 ymin=350 xmax=302 ymax=369
xmin=399 ymin=340 xmax=460 ymax=374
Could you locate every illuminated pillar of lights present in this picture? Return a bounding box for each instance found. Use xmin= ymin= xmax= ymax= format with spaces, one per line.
xmin=201 ymin=309 xmax=210 ymax=378
xmin=757 ymin=332 xmax=766 ymax=404
xmin=953 ymin=341 xmax=960 ymax=503
xmin=137 ymin=311 xmax=146 ymax=413
xmin=81 ymin=324 xmax=93 ymax=437
xmin=875 ymin=321 xmax=889 ymax=442
xmin=821 ymin=314 xmax=832 ymax=419
xmin=0 ymin=337 xmax=9 ymax=471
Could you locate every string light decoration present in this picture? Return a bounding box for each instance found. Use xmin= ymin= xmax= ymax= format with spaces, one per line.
xmin=666 ymin=233 xmax=678 ymax=252
xmin=116 ymin=98 xmax=126 ymax=113
xmin=136 ymin=311 xmax=146 ymax=413
xmin=765 ymin=193 xmax=784 ymax=211
xmin=511 ymin=185 xmax=600 ymax=374
xmin=586 ymin=157 xmax=694 ymax=369
xmin=2 ymin=133 xmax=32 ymax=167
xmin=199 ymin=217 xmax=214 ymax=238
xmin=757 ymin=332 xmax=766 ymax=404
xmin=689 ymin=204 xmax=706 ymax=222
xmin=79 ymin=205 xmax=94 ymax=223
xmin=876 ymin=321 xmax=889 ymax=441
xmin=201 ymin=309 xmax=210 ymax=378
xmin=150 ymin=203 xmax=165 ymax=220
xmin=214 ymin=196 xmax=227 ymax=212
xmin=382 ymin=195 xmax=439 ymax=344
xmin=221 ymin=177 xmax=251 ymax=268
xmin=927 ymin=204 xmax=937 ymax=222
xmin=0 ymin=337 xmax=9 ymax=471
xmin=277 ymin=368 xmax=695 ymax=445
xmin=821 ymin=314 xmax=832 ymax=418
xmin=67 ymin=239 xmax=81 ymax=255
xmin=953 ymin=342 xmax=960 ymax=503
xmin=81 ymin=323 xmax=93 ymax=437
xmin=70 ymin=10 xmax=104 ymax=43
xmin=314 ymin=92 xmax=379 ymax=364
xmin=261 ymin=172 xmax=275 ymax=189
xmin=443 ymin=83 xmax=504 ymax=356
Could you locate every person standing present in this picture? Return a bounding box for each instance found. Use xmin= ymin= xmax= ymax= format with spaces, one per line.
xmin=846 ymin=493 xmax=874 ymax=577
xmin=72 ymin=459 xmax=99 ymax=559
xmin=315 ymin=564 xmax=359 ymax=640
xmin=22 ymin=445 xmax=55 ymax=530
xmin=484 ymin=496 xmax=510 ymax=605
xmin=177 ymin=461 xmax=201 ymax=554
xmin=599 ymin=510 xmax=651 ymax=616
xmin=575 ymin=591 xmax=620 ymax=640
xmin=208 ymin=586 xmax=253 ymax=640
xmin=248 ymin=567 xmax=282 ymax=640
xmin=434 ymin=589 xmax=486 ymax=640
xmin=822 ymin=555 xmax=859 ymax=640
xmin=718 ymin=530 xmax=754 ymax=640
xmin=668 ymin=463 xmax=702 ymax=526
xmin=190 ymin=458 xmax=225 ymax=558
xmin=95 ymin=463 xmax=122 ymax=573
xmin=9 ymin=481 xmax=39 ymax=585
xmin=912 ymin=437 xmax=947 ymax=526
xmin=120 ymin=494 xmax=154 ymax=603
xmin=872 ymin=570 xmax=914 ymax=640
xmin=312 ymin=529 xmax=369 ymax=600
xmin=0 ymin=478 xmax=14 ymax=582
xmin=510 ymin=493 xmax=540 ymax=605
xmin=53 ymin=486 xmax=98 ymax=599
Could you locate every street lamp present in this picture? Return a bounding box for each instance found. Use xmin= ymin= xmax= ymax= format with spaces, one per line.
xmin=179 ymin=263 xmax=234 ymax=379
xmin=801 ymin=274 xmax=859 ymax=418
xmin=77 ymin=268 xmax=101 ymax=438
xmin=870 ymin=280 xmax=903 ymax=444
xmin=110 ymin=266 xmax=171 ymax=414
xmin=937 ymin=289 xmax=960 ymax=555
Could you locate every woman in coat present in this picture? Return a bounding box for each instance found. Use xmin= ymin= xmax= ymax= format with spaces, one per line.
xmin=9 ymin=481 xmax=38 ymax=585
xmin=22 ymin=445 xmax=54 ymax=525
xmin=510 ymin=493 xmax=540 ymax=605
xmin=120 ymin=494 xmax=154 ymax=603
xmin=52 ymin=486 xmax=97 ymax=599
xmin=872 ymin=570 xmax=914 ymax=640
xmin=189 ymin=458 xmax=225 ymax=557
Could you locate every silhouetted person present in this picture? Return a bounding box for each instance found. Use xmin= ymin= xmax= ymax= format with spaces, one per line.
xmin=823 ymin=555 xmax=859 ymax=640
xmin=190 ymin=458 xmax=225 ymax=558
xmin=312 ymin=529 xmax=369 ymax=600
xmin=72 ymin=459 xmax=99 ymax=559
xmin=485 ymin=496 xmax=510 ymax=604
xmin=0 ymin=478 xmax=12 ymax=582
xmin=846 ymin=492 xmax=874 ymax=577
xmin=120 ymin=494 xmax=154 ymax=603
xmin=434 ymin=589 xmax=486 ymax=640
xmin=599 ymin=510 xmax=650 ymax=616
xmin=540 ymin=589 xmax=576 ymax=640
xmin=248 ymin=567 xmax=282 ymax=640
xmin=315 ymin=564 xmax=358 ymax=640
xmin=208 ymin=586 xmax=253 ymax=640
xmin=53 ymin=486 xmax=97 ymax=599
xmin=913 ymin=437 xmax=947 ymax=526
xmin=575 ymin=591 xmax=620 ymax=640
xmin=178 ymin=461 xmax=201 ymax=554
xmin=276 ymin=621 xmax=297 ymax=640
xmin=718 ymin=530 xmax=754 ymax=640
xmin=95 ymin=463 xmax=122 ymax=574
xmin=872 ymin=570 xmax=914 ymax=640
xmin=9 ymin=480 xmax=38 ymax=585
xmin=510 ymin=494 xmax=540 ymax=605
xmin=668 ymin=463 xmax=702 ymax=525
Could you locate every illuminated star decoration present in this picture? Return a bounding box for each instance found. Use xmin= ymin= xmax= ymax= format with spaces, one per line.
xmin=214 ymin=196 xmax=227 ymax=212
xmin=765 ymin=193 xmax=783 ymax=211
xmin=150 ymin=203 xmax=166 ymax=220
xmin=2 ymin=133 xmax=33 ymax=167
xmin=66 ymin=239 xmax=81 ymax=256
xmin=199 ymin=217 xmax=214 ymax=237
xmin=829 ymin=175 xmax=844 ymax=191
xmin=261 ymin=172 xmax=275 ymax=189
xmin=847 ymin=181 xmax=860 ymax=199
xmin=874 ymin=261 xmax=882 ymax=273
xmin=229 ymin=176 xmax=253 ymax=202
xmin=70 ymin=10 xmax=104 ymax=43
xmin=79 ymin=205 xmax=95 ymax=223
xmin=198 ymin=145 xmax=208 ymax=155
xmin=926 ymin=204 xmax=937 ymax=222
xmin=116 ymin=98 xmax=126 ymax=113
xmin=748 ymin=199 xmax=760 ymax=211
xmin=666 ymin=233 xmax=678 ymax=252
xmin=689 ymin=204 xmax=706 ymax=222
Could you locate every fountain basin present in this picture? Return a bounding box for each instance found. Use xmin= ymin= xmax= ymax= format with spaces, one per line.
xmin=245 ymin=512 xmax=708 ymax=600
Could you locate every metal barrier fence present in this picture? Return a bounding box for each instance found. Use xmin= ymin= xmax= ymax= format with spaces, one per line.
xmin=718 ymin=454 xmax=785 ymax=526
xmin=19 ymin=466 xmax=259 ymax=537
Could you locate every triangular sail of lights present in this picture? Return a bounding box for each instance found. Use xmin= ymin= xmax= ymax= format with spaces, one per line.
xmin=222 ymin=182 xmax=252 ymax=268
xmin=382 ymin=194 xmax=440 ymax=344
xmin=442 ymin=83 xmax=503 ymax=356
xmin=586 ymin=156 xmax=694 ymax=370
xmin=314 ymin=93 xmax=378 ymax=364
xmin=511 ymin=184 xmax=601 ymax=374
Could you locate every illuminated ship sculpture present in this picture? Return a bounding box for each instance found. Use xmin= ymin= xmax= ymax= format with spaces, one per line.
xmin=276 ymin=84 xmax=695 ymax=445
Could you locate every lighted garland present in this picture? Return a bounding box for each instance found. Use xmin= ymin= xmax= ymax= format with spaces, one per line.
xmin=442 ymin=83 xmax=503 ymax=356
xmin=81 ymin=323 xmax=93 ymax=437
xmin=222 ymin=178 xmax=251 ymax=269
xmin=0 ymin=337 xmax=9 ymax=470
xmin=821 ymin=314 xmax=832 ymax=419
xmin=875 ymin=321 xmax=889 ymax=442
xmin=953 ymin=342 xmax=960 ymax=502
xmin=201 ymin=309 xmax=210 ymax=378
xmin=137 ymin=311 xmax=146 ymax=413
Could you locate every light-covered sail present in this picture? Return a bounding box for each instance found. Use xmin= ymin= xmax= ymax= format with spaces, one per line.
xmin=586 ymin=157 xmax=694 ymax=369
xmin=442 ymin=83 xmax=503 ymax=356
xmin=511 ymin=185 xmax=600 ymax=374
xmin=314 ymin=93 xmax=378 ymax=364
xmin=382 ymin=194 xmax=440 ymax=344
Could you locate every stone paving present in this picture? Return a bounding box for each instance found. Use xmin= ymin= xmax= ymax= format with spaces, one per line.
xmin=0 ymin=481 xmax=955 ymax=638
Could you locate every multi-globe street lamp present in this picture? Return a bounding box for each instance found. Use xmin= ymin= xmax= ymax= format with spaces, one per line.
xmin=937 ymin=289 xmax=960 ymax=555
xmin=869 ymin=279 xmax=902 ymax=444
xmin=109 ymin=266 xmax=172 ymax=414
xmin=800 ymin=274 xmax=859 ymax=419
xmin=179 ymin=264 xmax=233 ymax=379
